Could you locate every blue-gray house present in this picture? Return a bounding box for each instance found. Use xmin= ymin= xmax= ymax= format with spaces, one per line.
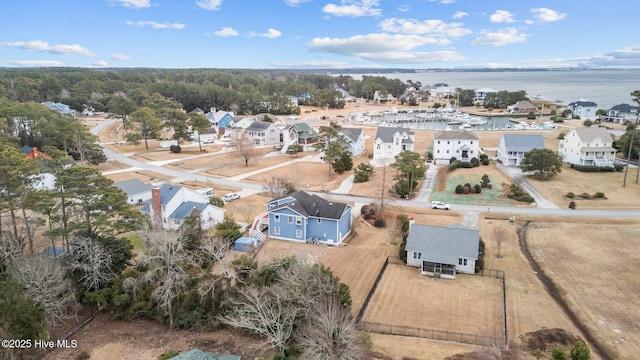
xmin=263 ymin=191 xmax=352 ymax=245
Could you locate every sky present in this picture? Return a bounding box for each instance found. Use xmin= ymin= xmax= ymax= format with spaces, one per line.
xmin=2 ymin=0 xmax=640 ymax=69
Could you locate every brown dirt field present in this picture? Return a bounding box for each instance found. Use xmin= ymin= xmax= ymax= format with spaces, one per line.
xmin=362 ymin=265 xmax=504 ymax=336
xmin=525 ymin=219 xmax=640 ymax=360
xmin=47 ymin=313 xmax=264 ymax=360
xmin=245 ymin=161 xmax=349 ymax=192
xmin=103 ymin=169 xmax=173 ymax=184
xmin=370 ymin=333 xmax=482 ymax=360
xmin=526 ymin=166 xmax=640 ymax=209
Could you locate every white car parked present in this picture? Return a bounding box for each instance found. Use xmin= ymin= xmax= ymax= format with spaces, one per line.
xmin=431 ymin=201 xmax=451 ymax=210
xmin=223 ymin=193 xmax=241 ymax=202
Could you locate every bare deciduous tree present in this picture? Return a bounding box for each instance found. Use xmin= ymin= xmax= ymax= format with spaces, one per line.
xmin=234 ymin=205 xmax=255 ymax=224
xmin=495 ymin=227 xmax=507 ymax=259
xmin=263 ymin=175 xmax=296 ymax=198
xmin=140 ymin=229 xmax=191 ymax=328
xmin=9 ymin=257 xmax=77 ymax=328
xmin=231 ymin=131 xmax=257 ymax=166
xmin=296 ymin=298 xmax=365 ymax=360
xmin=64 ymin=236 xmax=115 ymax=291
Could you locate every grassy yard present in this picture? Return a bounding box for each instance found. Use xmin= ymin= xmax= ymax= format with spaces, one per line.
xmin=430 ymin=162 xmax=521 ymax=206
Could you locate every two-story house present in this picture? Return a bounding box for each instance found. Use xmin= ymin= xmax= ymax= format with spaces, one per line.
xmin=261 ymin=191 xmax=352 ymax=245
xmin=373 ymin=127 xmax=415 ymax=162
xmin=565 ymin=100 xmax=598 ymax=120
xmin=340 ymin=127 xmax=366 ymax=157
xmin=113 ymin=178 xmax=152 ymax=205
xmin=205 ymin=107 xmax=234 ymax=136
xmin=244 ymin=120 xmax=282 ymax=146
xmin=433 ymin=130 xmax=480 ymax=163
xmin=282 ymin=122 xmax=319 ymax=152
xmin=473 ymin=87 xmax=497 ymax=103
xmin=558 ymin=127 xmax=618 ymax=167
xmin=601 ymin=103 xmax=637 ymax=123
xmin=405 ymin=223 xmax=480 ymax=279
xmin=497 ymin=134 xmax=545 ymax=167
xmin=141 ymin=184 xmax=225 ymax=231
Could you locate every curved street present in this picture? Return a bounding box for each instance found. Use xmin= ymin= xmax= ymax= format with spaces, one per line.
xmin=92 ymin=119 xmax=640 ymax=220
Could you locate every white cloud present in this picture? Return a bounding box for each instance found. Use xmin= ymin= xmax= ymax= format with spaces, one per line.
xmin=196 ymin=0 xmax=222 ymax=10
xmin=283 ymin=0 xmax=310 ymax=6
xmin=211 ymin=27 xmax=238 ymax=37
xmin=530 ymin=8 xmax=567 ymax=23
xmin=111 ymin=53 xmax=132 ymax=61
xmin=379 ymin=18 xmax=472 ymax=38
xmin=10 ymin=60 xmax=64 ymax=67
xmin=272 ymin=60 xmax=351 ymax=68
xmin=260 ymin=28 xmax=282 ymax=38
xmin=92 ymin=60 xmax=109 ymax=67
xmin=110 ymin=0 xmax=150 ymax=9
xmin=471 ymin=28 xmax=527 ymax=47
xmin=308 ymin=33 xmax=440 ymax=58
xmin=452 ymin=11 xmax=467 ymax=19
xmin=323 ymin=0 xmax=382 ymax=17
xmin=490 ymin=10 xmax=515 ymax=23
xmin=577 ymin=45 xmax=640 ymax=67
xmin=2 ymin=40 xmax=95 ymax=57
xmin=359 ymin=50 xmax=466 ymax=63
xmin=125 ymin=20 xmax=185 ymax=29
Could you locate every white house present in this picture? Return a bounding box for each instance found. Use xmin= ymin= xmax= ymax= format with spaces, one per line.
xmin=601 ymin=103 xmax=637 ymax=123
xmin=113 ymin=178 xmax=153 ymax=205
xmin=558 ymin=127 xmax=618 ymax=167
xmin=373 ymin=127 xmax=415 ymax=162
xmin=141 ymin=184 xmax=225 ymax=231
xmin=243 ymin=120 xmax=281 ymax=146
xmin=335 ymin=88 xmax=353 ymax=102
xmin=41 ymin=101 xmax=76 ymax=117
xmin=433 ymin=130 xmax=480 ymax=163
xmin=565 ymin=100 xmax=598 ymax=120
xmin=340 ymin=127 xmax=366 ymax=157
xmin=497 ymin=134 xmax=545 ymax=167
xmin=473 ymin=87 xmax=497 ymax=103
xmin=405 ymin=223 xmax=479 ymax=279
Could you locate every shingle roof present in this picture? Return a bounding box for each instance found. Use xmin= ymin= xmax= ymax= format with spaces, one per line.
xmin=169 ymin=201 xmax=208 ymax=220
xmin=609 ymin=103 xmax=636 ymax=112
xmin=375 ymin=127 xmax=414 ymax=143
xmin=434 ymin=130 xmax=479 ymax=140
xmin=245 ymin=120 xmax=273 ymax=132
xmin=569 ymin=100 xmax=597 ymax=107
xmin=405 ymin=223 xmax=479 ymax=265
xmin=502 ymin=134 xmax=545 ymax=152
xmin=113 ymin=178 xmax=152 ymax=196
xmin=271 ymin=191 xmax=349 ymax=220
xmin=157 ymin=184 xmax=182 ymax=206
xmin=573 ymin=127 xmax=613 ymax=142
xmin=340 ymin=127 xmax=363 ymax=142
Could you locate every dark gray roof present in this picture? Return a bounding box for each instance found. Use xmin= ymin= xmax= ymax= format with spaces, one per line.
xmin=340 ymin=127 xmax=363 ymax=142
xmin=20 ymin=145 xmax=33 ymax=154
xmin=113 ymin=178 xmax=152 ymax=196
xmin=610 ymin=103 xmax=636 ymax=112
xmin=245 ymin=120 xmax=274 ymax=132
xmin=569 ymin=100 xmax=597 ymax=107
xmin=169 ymin=201 xmax=208 ymax=220
xmin=502 ymin=134 xmax=545 ymax=152
xmin=434 ymin=130 xmax=479 ymax=140
xmin=271 ymin=191 xmax=349 ymax=220
xmin=375 ymin=127 xmax=414 ymax=142
xmin=405 ymin=223 xmax=479 ymax=265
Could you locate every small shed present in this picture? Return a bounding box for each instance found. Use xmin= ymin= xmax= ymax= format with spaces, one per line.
xmin=235 ymin=237 xmax=257 ymax=252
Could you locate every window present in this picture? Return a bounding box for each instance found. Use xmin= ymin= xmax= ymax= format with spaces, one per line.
xmin=317 ymin=218 xmax=322 ymax=224
xmin=413 ymin=252 xmax=421 ymax=259
xmin=437 ymin=150 xmax=440 ymax=153
xmin=296 ymin=217 xmax=302 ymax=225
xmin=447 ymin=141 xmax=450 ymax=144
xmin=274 ymin=214 xmax=280 ymax=222
xmin=376 ymin=144 xmax=381 ymax=150
xmin=471 ymin=141 xmax=473 ymax=144
xmin=296 ymin=229 xmax=302 ymax=238
xmin=446 ymin=150 xmax=449 ymax=154
xmin=274 ymin=227 xmax=280 ymax=235
xmin=458 ymin=258 xmax=467 ymax=266
xmin=288 ymin=216 xmax=293 ymax=224
xmin=387 ymin=145 xmax=392 ymax=150
xmin=395 ymin=138 xmax=400 ymax=145
xmin=458 ymin=141 xmax=460 ymax=144
xmin=437 ymin=140 xmax=440 ymax=144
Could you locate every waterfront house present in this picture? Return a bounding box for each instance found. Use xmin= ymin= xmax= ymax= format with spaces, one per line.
xmin=508 ymin=100 xmax=537 ymax=114
xmin=473 ymin=87 xmax=497 ymax=103
xmin=433 ymin=130 xmax=480 ymax=163
xmin=340 ymin=127 xmax=366 ymax=157
xmin=497 ymin=134 xmax=545 ymax=167
xmin=262 ymin=191 xmax=352 ymax=245
xmin=405 ymin=223 xmax=479 ymax=279
xmin=244 ymin=120 xmax=282 ymax=146
xmin=558 ymin=127 xmax=617 ymax=167
xmin=373 ymin=127 xmax=415 ymax=162
xmin=565 ymin=100 xmax=598 ymax=120
xmin=141 ymin=184 xmax=225 ymax=231
xmin=601 ymin=103 xmax=637 ymax=123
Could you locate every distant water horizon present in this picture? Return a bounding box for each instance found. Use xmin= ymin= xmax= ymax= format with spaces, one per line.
xmin=350 ymin=69 xmax=640 ymax=110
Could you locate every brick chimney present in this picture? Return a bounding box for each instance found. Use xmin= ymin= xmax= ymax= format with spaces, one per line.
xmin=151 ymin=187 xmax=162 ymax=228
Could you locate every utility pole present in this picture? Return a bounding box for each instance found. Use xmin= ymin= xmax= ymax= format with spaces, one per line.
xmin=623 ymin=114 xmax=638 ymax=187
